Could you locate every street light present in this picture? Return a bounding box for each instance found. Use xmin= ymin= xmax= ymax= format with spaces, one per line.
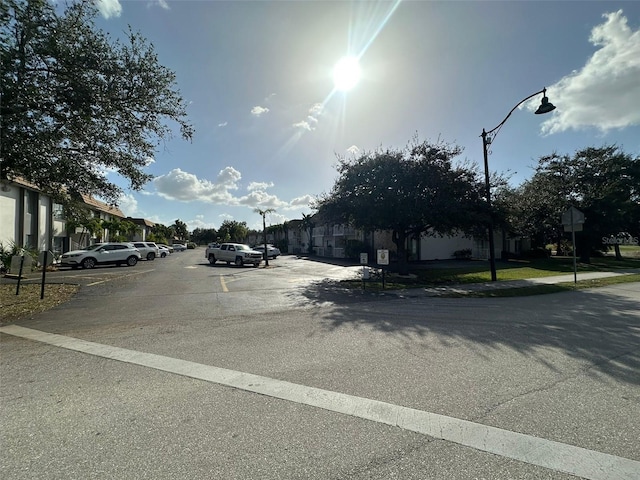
xmin=481 ymin=88 xmax=556 ymax=281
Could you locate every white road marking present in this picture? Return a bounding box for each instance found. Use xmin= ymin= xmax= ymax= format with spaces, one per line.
xmin=86 ymin=269 xmax=154 ymax=286
xmin=1 ymin=324 xmax=638 ymax=480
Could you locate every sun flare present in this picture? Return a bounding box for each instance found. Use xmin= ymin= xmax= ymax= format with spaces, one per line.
xmin=333 ymin=56 xmax=361 ymax=92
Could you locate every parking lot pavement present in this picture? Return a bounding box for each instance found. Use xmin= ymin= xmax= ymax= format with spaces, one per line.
xmin=0 ymin=265 xmax=155 ymax=288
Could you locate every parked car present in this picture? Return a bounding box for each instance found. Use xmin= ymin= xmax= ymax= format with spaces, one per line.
xmin=172 ymin=243 xmax=187 ymax=251
xmin=157 ymin=243 xmax=174 ymax=253
xmin=60 ymin=243 xmax=141 ymax=269
xmin=252 ymin=244 xmax=281 ymax=259
xmin=205 ymin=242 xmax=263 ymax=267
xmin=132 ymin=241 xmax=160 ymax=260
xmin=157 ymin=245 xmax=171 ymax=257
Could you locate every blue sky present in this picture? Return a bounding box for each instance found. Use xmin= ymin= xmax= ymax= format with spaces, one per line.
xmin=92 ymin=0 xmax=640 ymax=232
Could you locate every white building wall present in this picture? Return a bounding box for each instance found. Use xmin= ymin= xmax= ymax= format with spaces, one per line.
xmin=420 ymin=234 xmax=475 ymax=261
xmin=37 ymin=195 xmax=49 ymax=251
xmin=0 ymin=185 xmax=18 ymax=246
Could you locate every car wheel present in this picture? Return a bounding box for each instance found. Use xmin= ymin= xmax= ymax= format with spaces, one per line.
xmin=161 ymin=252 xmax=167 ymax=258
xmin=126 ymin=256 xmax=138 ymax=267
xmin=208 ymin=254 xmax=216 ymax=265
xmin=82 ymin=258 xmax=96 ymax=269
xmin=235 ymin=256 xmax=244 ymax=267
xmin=253 ymin=263 xmax=259 ymax=268
xmin=147 ymin=252 xmax=155 ymax=261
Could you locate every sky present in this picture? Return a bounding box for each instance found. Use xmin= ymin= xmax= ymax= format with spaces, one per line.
xmin=90 ymin=0 xmax=640 ymax=232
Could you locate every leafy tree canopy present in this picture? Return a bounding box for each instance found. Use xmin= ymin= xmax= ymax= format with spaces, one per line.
xmin=217 ymin=220 xmax=248 ymax=243
xmin=171 ymin=219 xmax=188 ymax=240
xmin=505 ymin=145 xmax=640 ymax=260
xmin=315 ymin=138 xmax=485 ymax=272
xmin=1 ymin=0 xmax=194 ymax=205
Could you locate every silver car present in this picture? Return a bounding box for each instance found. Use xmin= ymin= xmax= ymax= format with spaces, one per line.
xmin=60 ymin=243 xmax=141 ymax=269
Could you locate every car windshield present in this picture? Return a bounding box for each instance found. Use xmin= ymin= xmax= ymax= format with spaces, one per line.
xmin=83 ymin=245 xmax=103 ymax=251
xmin=236 ymin=245 xmax=250 ymax=251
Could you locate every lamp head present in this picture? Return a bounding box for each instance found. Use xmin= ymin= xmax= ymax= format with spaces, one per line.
xmin=535 ymin=89 xmax=556 ymax=115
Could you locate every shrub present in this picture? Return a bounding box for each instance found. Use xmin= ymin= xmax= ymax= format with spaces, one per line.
xmin=521 ymin=247 xmax=551 ymax=259
xmin=345 ymin=240 xmax=370 ymax=260
xmin=452 ymin=248 xmax=472 ymax=260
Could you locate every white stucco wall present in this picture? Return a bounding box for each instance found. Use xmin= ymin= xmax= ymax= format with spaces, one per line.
xmin=420 ymin=233 xmax=475 ymax=261
xmin=0 ymin=186 xmax=18 ymax=246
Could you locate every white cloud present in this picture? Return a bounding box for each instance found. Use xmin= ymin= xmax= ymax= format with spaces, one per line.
xmin=117 ymin=193 xmax=138 ymax=216
xmin=218 ymin=122 xmax=228 ymax=127
xmin=152 ymin=168 xmax=314 ymax=219
xmin=95 ymin=0 xmax=122 ymax=19
xmin=153 ymin=167 xmax=241 ymax=203
xmin=293 ymin=103 xmax=324 ymax=131
xmin=247 ymin=181 xmax=274 ymax=191
xmin=346 ymin=145 xmax=360 ymax=156
xmin=288 ymin=194 xmax=313 ymax=208
xmin=292 ymin=121 xmax=312 ymax=131
xmin=539 ymin=10 xmax=640 ymax=134
xmin=251 ymin=106 xmax=270 ymax=117
xmin=237 ymin=190 xmax=288 ymax=210
xmin=148 ymin=0 xmax=169 ymax=9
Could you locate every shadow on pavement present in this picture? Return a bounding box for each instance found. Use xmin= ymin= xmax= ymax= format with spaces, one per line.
xmin=293 ymin=279 xmax=640 ymax=386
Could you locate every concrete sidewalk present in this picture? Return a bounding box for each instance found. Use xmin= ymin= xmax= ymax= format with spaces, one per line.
xmin=388 ymin=269 xmax=640 ymax=297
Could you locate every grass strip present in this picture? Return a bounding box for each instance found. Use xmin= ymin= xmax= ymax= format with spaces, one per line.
xmin=437 ymin=273 xmax=640 ymax=298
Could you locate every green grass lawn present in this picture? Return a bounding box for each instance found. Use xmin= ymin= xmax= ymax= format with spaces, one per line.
xmin=347 ymin=255 xmax=640 ymax=291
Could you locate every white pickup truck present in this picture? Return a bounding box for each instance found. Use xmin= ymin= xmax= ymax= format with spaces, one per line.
xmin=205 ymin=242 xmax=263 ymax=267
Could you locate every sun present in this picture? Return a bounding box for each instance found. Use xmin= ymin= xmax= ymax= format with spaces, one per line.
xmin=333 ymin=55 xmax=361 ymax=92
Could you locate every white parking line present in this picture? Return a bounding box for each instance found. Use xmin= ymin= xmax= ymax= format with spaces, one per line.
xmin=86 ymin=269 xmax=155 ymax=286
xmin=1 ymin=324 xmax=638 ymax=480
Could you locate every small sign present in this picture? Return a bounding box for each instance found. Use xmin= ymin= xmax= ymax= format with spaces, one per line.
xmin=377 ymin=249 xmax=389 ymax=265
xmin=360 ymin=253 xmax=368 ymax=265
xmin=561 ymin=206 xmax=585 ymax=226
xmin=564 ymin=224 xmax=583 ymax=232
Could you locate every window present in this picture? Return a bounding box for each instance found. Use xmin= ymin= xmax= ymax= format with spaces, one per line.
xmin=53 ymin=203 xmax=64 ymax=220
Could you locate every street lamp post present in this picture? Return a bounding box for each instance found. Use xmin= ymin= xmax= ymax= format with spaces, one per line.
xmin=482 ymin=88 xmax=556 ymax=281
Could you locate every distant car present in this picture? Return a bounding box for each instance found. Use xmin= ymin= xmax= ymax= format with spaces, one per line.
xmin=172 ymin=243 xmax=187 ymax=251
xmin=60 ymin=243 xmax=141 ymax=269
xmin=157 ymin=245 xmax=170 ymax=257
xmin=132 ymin=241 xmax=160 ymax=260
xmin=253 ymin=244 xmax=281 ymax=259
xmin=158 ymin=243 xmax=174 ymax=253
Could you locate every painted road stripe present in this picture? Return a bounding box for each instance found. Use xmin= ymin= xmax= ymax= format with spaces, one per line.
xmin=219 ymin=275 xmax=229 ymax=292
xmin=1 ymin=324 xmax=638 ymax=480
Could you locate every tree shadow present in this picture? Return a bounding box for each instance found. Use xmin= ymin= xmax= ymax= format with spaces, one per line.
xmin=290 ymin=280 xmax=640 ymax=386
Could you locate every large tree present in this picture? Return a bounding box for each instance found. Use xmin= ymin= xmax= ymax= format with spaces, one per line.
xmin=1 ymin=0 xmax=193 ymax=205
xmin=217 ymin=220 xmax=248 ymax=243
xmin=507 ymin=145 xmax=640 ymax=261
xmin=171 ymin=219 xmax=189 ymax=241
xmin=315 ymin=139 xmax=485 ymax=274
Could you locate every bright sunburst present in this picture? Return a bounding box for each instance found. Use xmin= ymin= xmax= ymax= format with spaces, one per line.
xmin=333 ymin=55 xmax=361 ymax=92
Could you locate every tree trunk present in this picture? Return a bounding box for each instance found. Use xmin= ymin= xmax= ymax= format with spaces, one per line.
xmin=614 ymin=244 xmax=622 ymax=260
xmin=555 ymin=228 xmax=564 ymax=256
xmin=392 ymin=230 xmax=409 ymax=275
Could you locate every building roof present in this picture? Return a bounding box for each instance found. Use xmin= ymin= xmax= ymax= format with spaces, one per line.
xmin=127 ymin=217 xmax=155 ymax=227
xmin=80 ymin=194 xmax=125 ymax=218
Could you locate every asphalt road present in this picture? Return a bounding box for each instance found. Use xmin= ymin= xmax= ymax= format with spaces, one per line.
xmin=1 ymin=249 xmax=639 ymax=479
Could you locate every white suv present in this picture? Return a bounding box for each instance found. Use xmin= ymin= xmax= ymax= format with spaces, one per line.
xmin=132 ymin=242 xmax=160 ymax=260
xmin=60 ymin=243 xmax=141 ymax=269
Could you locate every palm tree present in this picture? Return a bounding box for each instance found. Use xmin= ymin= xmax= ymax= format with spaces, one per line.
xmin=254 ymin=208 xmax=275 ymax=266
xmin=301 ymin=213 xmax=314 ymax=254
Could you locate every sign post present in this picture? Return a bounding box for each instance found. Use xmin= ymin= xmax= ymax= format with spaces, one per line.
xmin=377 ymin=249 xmax=389 ymax=290
xmin=561 ymin=207 xmax=585 ymax=284
xmin=360 ymin=253 xmax=369 ymax=290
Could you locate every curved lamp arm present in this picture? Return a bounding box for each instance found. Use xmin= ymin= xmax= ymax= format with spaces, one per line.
xmin=484 ymin=88 xmax=548 ymax=137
